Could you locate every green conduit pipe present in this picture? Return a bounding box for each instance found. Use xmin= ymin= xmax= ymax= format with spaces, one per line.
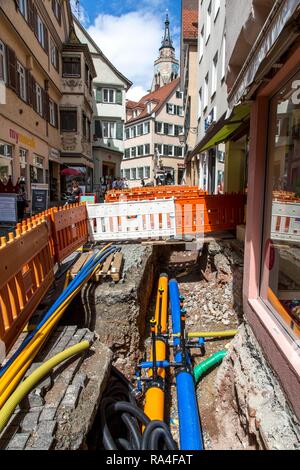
xmin=0 ymin=340 xmax=90 ymax=433
xmin=193 ymin=350 xmax=227 ymax=384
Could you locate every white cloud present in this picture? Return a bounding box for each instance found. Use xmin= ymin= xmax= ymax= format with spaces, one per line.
xmin=87 ymin=11 xmax=167 ymax=94
xmin=126 ymin=85 xmax=148 ymax=102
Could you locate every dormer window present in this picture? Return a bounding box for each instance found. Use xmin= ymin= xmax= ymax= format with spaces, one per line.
xmin=147 ymin=103 xmax=152 ymax=114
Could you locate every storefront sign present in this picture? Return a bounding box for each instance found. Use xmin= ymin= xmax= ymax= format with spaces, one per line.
xmin=49 ymin=148 xmax=60 ymax=163
xmin=9 ymin=129 xmax=36 ymax=149
xmin=31 ymin=184 xmax=48 ymax=214
xmin=0 ymin=193 xmax=17 ymax=223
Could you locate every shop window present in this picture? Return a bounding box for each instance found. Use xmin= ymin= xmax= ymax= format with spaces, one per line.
xmin=261 ymin=70 xmax=300 ymax=341
xmin=60 ymin=109 xmax=77 ymax=132
xmin=19 ymin=148 xmax=28 ymax=182
xmin=0 ymin=142 xmax=13 ymax=182
xmin=30 ymin=155 xmax=44 ymax=184
xmin=62 ymin=57 xmax=81 ymax=78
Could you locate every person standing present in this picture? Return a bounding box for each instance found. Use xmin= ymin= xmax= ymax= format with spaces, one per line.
xmin=71 ymin=179 xmax=82 ymax=202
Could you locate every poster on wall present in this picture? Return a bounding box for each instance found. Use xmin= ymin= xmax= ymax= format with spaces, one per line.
xmin=0 ymin=193 xmax=17 ymax=223
xmin=31 ymin=184 xmax=48 ymax=215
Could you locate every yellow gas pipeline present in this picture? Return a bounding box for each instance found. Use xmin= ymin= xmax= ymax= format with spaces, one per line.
xmin=144 ymin=274 xmax=168 ymax=423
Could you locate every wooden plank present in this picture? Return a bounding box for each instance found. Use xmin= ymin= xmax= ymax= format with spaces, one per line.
xmin=70 ymin=252 xmax=94 ymax=279
xmin=110 ymin=253 xmax=123 ymax=282
xmin=94 ymin=253 xmax=115 ymax=282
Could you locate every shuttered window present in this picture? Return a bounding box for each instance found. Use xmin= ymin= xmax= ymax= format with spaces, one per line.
xmin=49 ymin=99 xmax=56 ymax=126
xmin=116 ymin=122 xmax=123 ymax=140
xmin=6 ymin=46 xmax=17 ymax=91
xmin=35 ymin=83 xmax=42 ymax=115
xmin=17 ymin=61 xmax=27 ymax=101
xmin=0 ymin=41 xmax=7 ymax=83
xmin=51 ymin=42 xmax=59 ymax=72
xmin=52 ymin=0 xmax=62 ymax=25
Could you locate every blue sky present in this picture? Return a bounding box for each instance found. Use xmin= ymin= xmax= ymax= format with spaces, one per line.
xmin=71 ymin=0 xmax=182 ymax=101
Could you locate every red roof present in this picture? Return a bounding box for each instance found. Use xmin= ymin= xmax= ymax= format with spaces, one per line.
xmin=182 ymin=8 xmax=198 ymax=40
xmin=126 ymin=100 xmax=139 ymax=109
xmin=126 ymin=78 xmax=180 ymax=123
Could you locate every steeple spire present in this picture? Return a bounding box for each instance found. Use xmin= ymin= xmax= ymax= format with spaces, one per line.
xmin=160 ymin=11 xmax=174 ymax=50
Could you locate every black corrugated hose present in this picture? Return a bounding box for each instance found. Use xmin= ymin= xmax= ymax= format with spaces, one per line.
xmin=99 ymin=366 xmax=178 ymax=451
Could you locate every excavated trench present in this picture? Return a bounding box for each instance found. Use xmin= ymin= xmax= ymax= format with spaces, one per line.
xmin=81 ymin=240 xmax=248 ymax=450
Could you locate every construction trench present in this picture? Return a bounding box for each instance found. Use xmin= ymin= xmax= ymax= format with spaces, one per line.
xmin=1 ymin=239 xmax=300 ymax=451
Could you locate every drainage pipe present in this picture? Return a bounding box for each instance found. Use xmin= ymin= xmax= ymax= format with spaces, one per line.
xmin=144 ymin=274 xmax=168 ymax=423
xmin=169 ymin=279 xmax=203 ymax=451
xmin=193 ymin=350 xmax=227 ymax=384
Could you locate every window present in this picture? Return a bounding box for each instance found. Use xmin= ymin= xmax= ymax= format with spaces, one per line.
xmin=102 ymin=122 xmax=116 ymax=139
xmin=49 ymin=100 xmax=56 ymax=127
xmin=176 ymin=91 xmax=183 ymax=99
xmin=31 ymin=155 xmax=44 ymax=184
xmin=37 ymin=15 xmax=45 ymax=48
xmin=144 ymin=166 xmax=150 ymax=179
xmin=137 ymin=145 xmax=144 ymax=156
xmin=137 ymin=124 xmax=143 ymax=136
xmin=95 ymin=120 xmax=102 ymax=138
xmin=214 ymin=0 xmax=220 ymax=20
xmin=144 ymin=122 xmax=150 ymax=134
xmin=0 ymin=142 xmax=13 ymax=182
xmin=125 ymin=128 xmax=130 ymax=140
xmin=36 ymin=83 xmax=43 ymax=116
xmin=60 ymin=109 xmax=77 ymax=132
xmin=211 ymin=53 xmax=218 ymax=97
xmin=124 ymin=149 xmax=130 ymax=159
xmin=51 ymin=43 xmax=59 ymax=71
xmin=176 ymin=106 xmax=184 ymax=117
xmin=19 ymin=148 xmax=28 ymax=182
xmin=260 ymin=70 xmax=300 ymax=342
xmin=138 ymin=167 xmax=144 ymax=179
xmin=204 ymin=74 xmax=209 ymax=110
xmin=155 ymin=144 xmax=162 ymax=155
xmin=166 ymin=103 xmax=174 ymax=114
xmin=124 ymin=169 xmax=130 ymax=180
xmin=82 ymin=113 xmax=87 ymax=139
xmin=175 ymin=125 xmax=183 ymax=136
xmin=0 ymin=41 xmax=7 ymax=83
xmin=17 ymin=62 xmax=27 ymax=101
xmin=52 ymin=0 xmax=62 ymax=24
xmin=131 ymin=168 xmax=137 ymax=180
xmin=155 ymin=122 xmax=163 ymax=133
xmin=131 ymin=147 xmax=136 ymax=157
xmin=221 ymin=36 xmax=226 ymax=80
xmin=163 ymin=145 xmax=173 ymax=156
xmin=19 ymin=0 xmax=28 ymax=20
xmin=103 ymin=88 xmax=115 ymax=103
xmin=168 ymin=124 xmax=174 ymax=135
xmin=164 ymin=123 xmax=169 ymax=135
xmin=175 ymin=146 xmax=183 ymax=157
xmin=62 ymin=57 xmax=81 ymax=77
xmin=144 ymin=144 xmax=150 ymax=155
xmin=131 ymin=127 xmax=136 ymax=138
xmin=206 ymin=2 xmax=212 ymax=44
xmin=199 ymin=26 xmax=204 ymax=62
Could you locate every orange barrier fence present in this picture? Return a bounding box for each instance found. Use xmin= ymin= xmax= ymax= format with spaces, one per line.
xmin=0 ymin=220 xmax=54 ymax=359
xmin=105 ymin=186 xmax=207 ymax=202
xmin=16 ymin=203 xmax=88 ymax=264
xmin=50 ymin=204 xmax=88 ymax=263
xmin=175 ymin=193 xmax=245 ymax=235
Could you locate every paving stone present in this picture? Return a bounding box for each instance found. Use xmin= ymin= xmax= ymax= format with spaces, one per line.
xmin=20 ymin=410 xmax=41 ymax=432
xmin=72 ymin=372 xmax=88 ymax=388
xmin=35 ymin=420 xmax=57 ymax=436
xmin=61 ymin=383 xmax=83 ymax=409
xmin=39 ymin=406 xmax=57 ymax=422
xmin=20 ymin=392 xmax=45 ymax=409
xmin=6 ymin=432 xmax=31 ymax=450
xmin=29 ymin=433 xmax=54 ymax=450
xmin=35 ymin=376 xmax=53 ymax=397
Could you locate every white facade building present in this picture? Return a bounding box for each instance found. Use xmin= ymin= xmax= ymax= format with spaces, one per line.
xmin=73 ymin=17 xmax=132 ymax=193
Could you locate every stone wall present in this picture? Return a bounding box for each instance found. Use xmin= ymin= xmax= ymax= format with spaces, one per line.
xmin=215 ymin=323 xmax=300 ymax=450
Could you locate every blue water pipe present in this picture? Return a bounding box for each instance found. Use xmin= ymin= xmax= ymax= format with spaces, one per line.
xmin=169 ymin=279 xmax=203 ymax=451
xmin=0 ymin=246 xmax=117 ymax=376
xmin=139 ymin=361 xmax=170 ymax=369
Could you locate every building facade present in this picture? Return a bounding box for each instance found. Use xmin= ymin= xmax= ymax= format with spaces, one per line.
xmin=192 ymin=0 xmax=227 ymax=193
xmin=180 ymin=0 xmax=199 ymax=186
xmin=0 ymin=0 xmax=95 ymax=205
xmin=122 ymin=78 xmax=184 ymax=188
xmin=226 ymin=0 xmax=300 ymax=421
xmin=73 ymin=17 xmax=132 ymax=194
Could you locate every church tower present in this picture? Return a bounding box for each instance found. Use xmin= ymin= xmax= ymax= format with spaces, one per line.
xmin=151 ymin=13 xmax=179 ymax=92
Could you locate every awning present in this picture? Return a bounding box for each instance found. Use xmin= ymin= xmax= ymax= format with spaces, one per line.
xmin=228 ymin=0 xmax=300 ymax=109
xmin=190 ymin=104 xmax=250 ymax=158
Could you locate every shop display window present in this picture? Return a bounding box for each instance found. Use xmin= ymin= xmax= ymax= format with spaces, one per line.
xmin=0 ymin=142 xmax=13 ymax=182
xmin=261 ymin=70 xmax=300 ymax=343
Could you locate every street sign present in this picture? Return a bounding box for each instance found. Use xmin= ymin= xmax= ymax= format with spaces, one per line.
xmin=31 ymin=183 xmax=48 ymax=214
xmin=0 ymin=193 xmax=17 ymax=223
